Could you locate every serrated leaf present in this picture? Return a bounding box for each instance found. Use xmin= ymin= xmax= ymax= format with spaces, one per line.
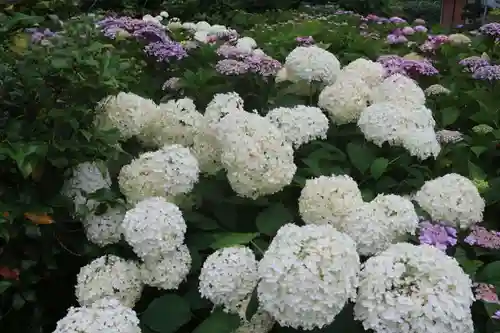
xmin=210 ymin=232 xmax=259 ymax=249
xmin=471 ymin=146 xmax=488 ymax=157
xmin=184 ymin=211 xmax=219 ymax=230
xmin=454 ymin=247 xmax=483 ymax=277
xmin=256 ymin=203 xmax=292 ymax=236
xmin=477 ymin=261 xmax=500 ymax=286
xmin=441 ymin=107 xmax=460 ymax=126
xmin=142 ymin=294 xmax=192 ymax=333
xmin=192 ymin=308 xmax=241 ymax=333
xmin=370 ymin=157 xmax=389 ymax=180
xmin=346 ymin=142 xmax=374 ymax=174
xmin=468 ymin=160 xmax=487 ymax=180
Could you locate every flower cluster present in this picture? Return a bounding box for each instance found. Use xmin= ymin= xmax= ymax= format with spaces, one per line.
xmin=418 ymin=218 xmax=457 ymax=251
xmin=377 ymin=55 xmax=439 ymax=78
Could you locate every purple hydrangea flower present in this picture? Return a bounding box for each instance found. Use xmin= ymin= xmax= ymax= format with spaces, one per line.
xmin=420 ymin=34 xmax=449 ymax=52
xmin=472 ymin=65 xmax=500 ymax=81
xmin=414 ymin=25 xmax=428 ymax=33
xmin=479 ymin=22 xmax=500 ymax=37
xmin=493 ymin=310 xmax=500 ymax=320
xmin=296 ymin=36 xmax=315 ymax=46
xmin=144 ymin=41 xmax=187 ymax=62
xmin=377 ymin=55 xmax=438 ymax=77
xmin=418 ymin=220 xmax=457 ymax=251
xmin=389 ymin=16 xmax=407 ymax=24
xmin=387 ymin=34 xmax=408 ymax=44
xmin=243 ymin=54 xmax=282 ymax=77
xmin=25 ymin=28 xmax=58 ymax=44
xmin=402 ymin=26 xmax=415 ymax=35
xmin=459 ymin=56 xmax=490 ymax=72
xmin=216 ymin=44 xmax=249 ymax=59
xmin=465 ymin=226 xmax=500 ymax=248
xmin=215 ymin=59 xmax=249 ymax=75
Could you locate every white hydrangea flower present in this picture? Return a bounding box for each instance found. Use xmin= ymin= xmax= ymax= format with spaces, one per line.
xmin=298 ymin=174 xmax=364 ymax=228
xmin=139 ymin=98 xmax=203 ymax=148
xmin=355 ymin=243 xmax=474 ymax=333
xmin=339 ymin=58 xmax=385 ymax=87
xmin=62 ymin=161 xmax=111 ymax=216
xmin=53 ymin=298 xmax=141 ymax=333
xmin=195 ymin=21 xmax=211 ymax=30
xmin=140 ymin=244 xmax=191 ymax=290
xmin=214 ymin=111 xmax=297 ymax=198
xmin=371 ymin=74 xmax=425 ymax=106
xmin=265 ymin=105 xmax=329 ymax=148
xmin=82 ymin=206 xmax=125 ymax=247
xmin=75 ymin=255 xmax=143 ymax=308
xmin=284 ymin=46 xmax=341 ymax=84
xmin=414 ymin=173 xmax=485 ymax=229
xmin=191 ymin=92 xmax=246 ymax=175
xmin=342 ymin=194 xmax=419 ymax=256
xmin=318 ymin=75 xmax=373 ymax=124
xmin=236 ymin=37 xmax=257 ymax=53
xmin=95 ymin=92 xmax=158 ymax=139
xmin=424 ymin=84 xmax=451 ymax=96
xmin=358 ymin=102 xmax=441 ymax=160
xmin=118 ymin=144 xmax=199 ymax=204
xmin=258 ymin=224 xmax=360 ymax=330
xmin=122 ymin=197 xmax=187 ymax=259
xmin=275 ymin=67 xmax=289 ymax=83
xmin=199 ymin=247 xmax=258 ymax=313
xmin=233 ymin=296 xmax=275 ymax=333
xmin=448 ymin=33 xmax=472 ymax=45
xmin=436 ymin=129 xmax=463 ymax=144
xmin=182 ymin=22 xmax=197 ymax=31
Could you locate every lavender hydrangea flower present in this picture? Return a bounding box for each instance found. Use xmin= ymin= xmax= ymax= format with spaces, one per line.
xmin=465 ymin=226 xmax=500 ymax=248
xmin=414 ymin=25 xmax=428 ymax=33
xmin=472 ymin=65 xmax=500 ymax=81
xmin=493 ymin=311 xmax=500 ymax=320
xmin=479 ymin=22 xmax=500 ymax=37
xmin=387 ymin=34 xmax=408 ymax=44
xmin=389 ymin=16 xmax=407 ymax=24
xmin=420 ymin=34 xmax=449 ymax=52
xmin=25 ymin=28 xmax=58 ymax=44
xmin=377 ymin=55 xmax=438 ymax=77
xmin=216 ymin=44 xmax=249 ymax=59
xmin=244 ymin=54 xmax=282 ymax=77
xmin=215 ymin=59 xmax=249 ymax=75
xmin=144 ymin=41 xmax=187 ymax=62
xmin=401 ymin=26 xmax=415 ymax=35
xmin=418 ymin=219 xmax=457 ymax=251
xmin=296 ymin=36 xmax=315 ymax=46
xmin=458 ymin=56 xmax=490 ymax=72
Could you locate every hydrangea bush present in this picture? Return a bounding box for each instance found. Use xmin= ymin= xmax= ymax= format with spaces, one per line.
xmin=3 ymin=6 xmax=500 ymax=333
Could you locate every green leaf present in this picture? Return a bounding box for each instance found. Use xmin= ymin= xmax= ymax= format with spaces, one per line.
xmin=192 ymin=308 xmax=241 ymax=333
xmin=471 ymin=146 xmax=488 ymax=157
xmin=441 ymin=107 xmax=460 ymax=126
xmin=184 ymin=212 xmax=219 ymax=231
xmin=454 ymin=248 xmax=483 ymax=277
xmin=0 ymin=281 xmax=12 ymax=294
xmin=477 ymin=261 xmax=500 ymax=286
xmin=245 ymin=288 xmax=259 ymax=321
xmin=370 ymin=158 xmax=389 ymax=180
xmin=210 ymin=232 xmax=259 ymax=249
xmin=468 ymin=161 xmax=487 ymax=180
xmin=346 ymin=142 xmax=374 ymax=174
xmin=256 ymin=203 xmax=293 ymax=236
xmin=142 ymin=294 xmax=192 ymax=333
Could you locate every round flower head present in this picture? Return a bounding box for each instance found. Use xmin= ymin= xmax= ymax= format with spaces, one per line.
xmin=204 ymin=92 xmax=245 ymax=124
xmin=340 ymin=58 xmax=384 ymax=87
xmin=318 ymin=75 xmax=373 ymax=124
xmin=95 ymin=92 xmax=158 ymax=139
xmin=118 ymin=144 xmax=199 ymax=204
xmin=214 ymin=111 xmax=297 ymax=198
xmin=424 ymin=84 xmax=451 ymax=96
xmin=355 ymin=243 xmax=474 ymax=333
xmin=75 ymin=255 xmax=143 ymax=308
xmin=62 ymin=161 xmax=111 ymax=216
xmin=199 ymin=246 xmax=258 ymax=313
xmin=53 ymin=298 xmax=141 ymax=333
xmin=284 ymin=45 xmax=341 ymax=84
xmin=371 ymin=74 xmax=425 ymax=106
xmin=414 ymin=173 xmax=485 ymax=229
xmin=122 ymin=197 xmax=186 ymax=259
xmin=358 ymin=102 xmax=440 ymax=160
xmin=436 ymin=129 xmax=463 ymax=144
xmin=299 ymin=174 xmax=364 ymax=228
xmin=448 ymin=33 xmax=472 ymax=45
xmin=265 ymin=105 xmax=329 ymax=148
xmin=140 ymin=244 xmax=192 ymax=290
xmin=139 ymin=98 xmax=203 ymax=148
xmin=342 ymin=194 xmax=419 ymax=255
xmin=258 ymin=224 xmax=360 ymax=330
xmin=82 ymin=206 xmax=125 ymax=246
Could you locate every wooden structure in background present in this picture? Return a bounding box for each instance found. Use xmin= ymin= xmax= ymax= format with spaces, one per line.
xmin=440 ymin=0 xmax=468 ymax=26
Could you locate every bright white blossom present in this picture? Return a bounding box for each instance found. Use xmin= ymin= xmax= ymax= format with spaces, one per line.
xmin=75 ymin=255 xmax=143 ymax=308
xmin=140 ymin=244 xmax=192 ymax=290
xmin=53 ymin=298 xmax=141 ymax=333
xmin=258 ymin=224 xmax=360 ymax=330
xmin=342 ymin=194 xmax=419 ymax=255
xmin=448 ymin=33 xmax=472 ymax=45
xmin=318 ymin=75 xmax=373 ymax=124
xmin=371 ymin=74 xmax=425 ymax=106
xmin=95 ymin=92 xmax=158 ymax=139
xmin=265 ymin=105 xmax=329 ymax=148
xmin=299 ymin=174 xmax=364 ymax=228
xmin=339 ymin=58 xmax=385 ymax=87
xmin=118 ymin=144 xmax=199 ymax=204
xmin=199 ymin=247 xmax=258 ymax=313
xmin=358 ymin=102 xmax=441 ymax=160
xmin=414 ymin=173 xmax=485 ymax=228
xmin=284 ymin=46 xmax=341 ymax=84
xmin=424 ymin=84 xmax=451 ymax=96
xmin=214 ymin=111 xmax=297 ymax=198
xmin=139 ymin=98 xmax=203 ymax=148
xmin=355 ymin=243 xmax=474 ymax=333
xmin=122 ymin=197 xmax=187 ymax=259
xmin=236 ymin=37 xmax=257 ymax=53
xmin=62 ymin=161 xmax=111 ymax=216
xmin=82 ymin=206 xmax=125 ymax=246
